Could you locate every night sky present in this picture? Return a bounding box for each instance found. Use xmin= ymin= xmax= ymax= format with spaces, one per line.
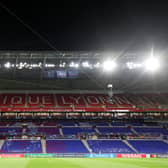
xmin=0 ymin=0 xmax=168 ymax=51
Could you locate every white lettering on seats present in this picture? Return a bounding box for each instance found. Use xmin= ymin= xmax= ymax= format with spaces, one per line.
xmin=69 ymin=96 xmax=82 ymax=105
xmin=86 ymin=96 xmax=100 ymax=105
xmin=42 ymin=96 xmax=54 ymax=105
xmin=28 ymin=96 xmax=40 ymax=105
xmin=11 ymin=96 xmax=23 ymax=104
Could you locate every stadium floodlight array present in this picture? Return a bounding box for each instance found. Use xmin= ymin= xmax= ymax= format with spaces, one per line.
xmin=2 ymin=57 xmax=160 ymax=72
xmin=126 ymin=57 xmax=160 ymax=72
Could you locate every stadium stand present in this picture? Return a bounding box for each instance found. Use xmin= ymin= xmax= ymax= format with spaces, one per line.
xmin=128 ymin=140 xmax=168 ymax=154
xmin=0 ymin=127 xmax=22 ymax=136
xmin=62 ymin=127 xmax=95 ymax=135
xmin=98 ymin=127 xmax=133 ymax=135
xmin=26 ymin=127 xmax=60 ymax=138
xmin=134 ymin=127 xmax=168 ymax=136
xmin=0 ymin=92 xmax=168 ymax=154
xmin=0 ymin=120 xmax=167 ymax=154
xmin=46 ymin=140 xmax=88 ymax=153
xmin=87 ymin=140 xmax=135 ymax=153
xmin=0 ymin=140 xmax=42 ymax=153
xmin=0 ymin=93 xmax=168 ymax=111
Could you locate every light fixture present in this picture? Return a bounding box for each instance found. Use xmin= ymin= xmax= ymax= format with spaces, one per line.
xmin=4 ymin=62 xmax=11 ymax=68
xmin=145 ymin=57 xmax=160 ymax=72
xmin=126 ymin=62 xmax=142 ymax=69
xmin=69 ymin=62 xmax=79 ymax=68
xmin=82 ymin=61 xmax=90 ymax=68
xmin=103 ymin=60 xmax=117 ymax=71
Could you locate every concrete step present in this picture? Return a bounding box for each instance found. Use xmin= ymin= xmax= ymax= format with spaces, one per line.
xmin=122 ymin=140 xmax=139 ymax=153
xmin=41 ymin=139 xmax=46 ymax=154
xmin=81 ymin=139 xmax=92 ymax=153
xmin=0 ymin=140 xmax=5 ymax=150
xmin=59 ymin=128 xmax=64 ymax=136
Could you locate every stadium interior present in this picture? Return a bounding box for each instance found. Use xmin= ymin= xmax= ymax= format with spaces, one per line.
xmin=0 ymin=51 xmax=167 ymax=156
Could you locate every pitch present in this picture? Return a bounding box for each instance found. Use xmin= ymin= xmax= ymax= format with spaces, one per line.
xmin=0 ymin=158 xmax=168 ymax=168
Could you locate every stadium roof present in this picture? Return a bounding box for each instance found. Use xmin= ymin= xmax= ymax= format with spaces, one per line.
xmin=0 ymin=50 xmax=167 ymax=92
xmin=0 ymin=50 xmax=157 ymax=59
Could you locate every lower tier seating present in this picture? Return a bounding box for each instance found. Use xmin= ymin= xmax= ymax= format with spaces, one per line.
xmin=1 ymin=140 xmax=42 ymax=153
xmin=46 ymin=140 xmax=88 ymax=153
xmin=0 ymin=139 xmax=168 ymax=154
xmin=87 ymin=140 xmax=135 ymax=153
xmin=128 ymin=140 xmax=168 ymax=154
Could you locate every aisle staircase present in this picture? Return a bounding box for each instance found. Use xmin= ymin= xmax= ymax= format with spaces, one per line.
xmin=122 ymin=140 xmax=139 ymax=153
xmin=41 ymin=139 xmax=46 ymax=154
xmin=81 ymin=139 xmax=92 ymax=153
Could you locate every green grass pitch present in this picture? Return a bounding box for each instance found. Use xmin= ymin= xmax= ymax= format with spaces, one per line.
xmin=0 ymin=158 xmax=168 ymax=168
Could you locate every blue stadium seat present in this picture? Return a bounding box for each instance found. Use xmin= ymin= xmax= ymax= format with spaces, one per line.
xmin=128 ymin=140 xmax=168 ymax=154
xmin=88 ymin=140 xmax=135 ymax=153
xmin=46 ymin=140 xmax=88 ymax=153
xmin=1 ymin=140 xmax=42 ymax=153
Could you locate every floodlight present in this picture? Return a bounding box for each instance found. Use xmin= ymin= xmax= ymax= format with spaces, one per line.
xmin=107 ymin=84 xmax=113 ymax=88
xmin=82 ymin=61 xmax=90 ymax=68
xmin=103 ymin=60 xmax=117 ymax=71
xmin=94 ymin=62 xmax=100 ymax=68
xmin=69 ymin=62 xmax=79 ymax=68
xmin=45 ymin=64 xmax=55 ymax=68
xmin=4 ymin=62 xmax=11 ymax=68
xmin=145 ymin=57 xmax=160 ymax=71
xmin=74 ymin=63 xmax=79 ymax=68
xmin=126 ymin=62 xmax=142 ymax=69
xmin=59 ymin=62 xmax=66 ymax=68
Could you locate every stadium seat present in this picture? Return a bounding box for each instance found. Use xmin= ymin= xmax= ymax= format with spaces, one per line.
xmin=1 ymin=140 xmax=42 ymax=153
xmin=46 ymin=140 xmax=88 ymax=153
xmin=88 ymin=140 xmax=135 ymax=153
xmin=128 ymin=140 xmax=168 ymax=154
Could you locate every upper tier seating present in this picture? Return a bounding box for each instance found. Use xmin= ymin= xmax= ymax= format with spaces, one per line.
xmin=26 ymin=127 xmax=60 ymax=138
xmin=0 ymin=122 xmax=9 ymax=126
xmin=111 ymin=122 xmax=126 ymax=126
xmin=77 ymin=122 xmax=109 ymax=126
xmin=98 ymin=127 xmax=133 ymax=135
xmin=128 ymin=140 xmax=168 ymax=154
xmin=88 ymin=140 xmax=134 ymax=153
xmin=46 ymin=140 xmax=88 ymax=153
xmin=1 ymin=93 xmax=168 ymax=110
xmin=134 ymin=127 xmax=168 ymax=135
xmin=91 ymin=122 xmax=109 ymax=126
xmin=1 ymin=140 xmax=42 ymax=153
xmin=0 ymin=127 xmax=22 ymax=135
xmin=58 ymin=121 xmax=76 ymax=126
xmin=111 ymin=122 xmax=144 ymax=126
xmin=62 ymin=127 xmax=95 ymax=135
xmin=43 ymin=121 xmax=57 ymax=126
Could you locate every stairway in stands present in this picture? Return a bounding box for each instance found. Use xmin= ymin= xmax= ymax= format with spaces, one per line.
xmin=59 ymin=127 xmax=64 ymax=136
xmin=0 ymin=140 xmax=5 ymax=150
xmin=41 ymin=139 xmax=46 ymax=154
xmin=122 ymin=140 xmax=139 ymax=153
xmin=81 ymin=139 xmax=92 ymax=153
